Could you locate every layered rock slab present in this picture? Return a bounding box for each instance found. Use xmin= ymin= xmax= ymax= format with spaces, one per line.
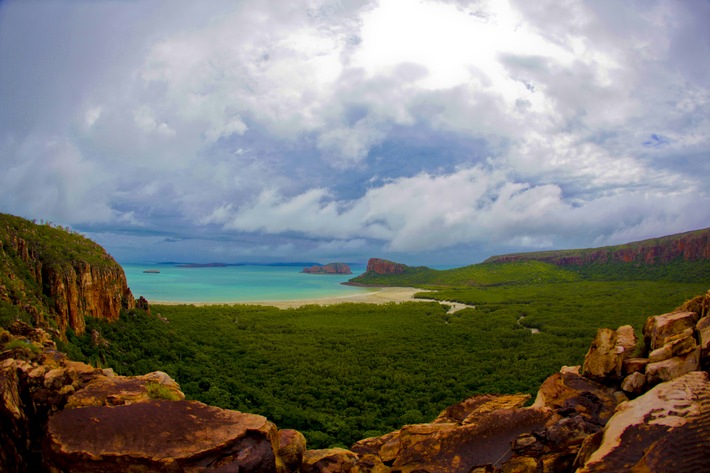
xmin=46 ymin=400 xmax=279 ymax=472
xmin=578 ymin=371 xmax=710 ymax=472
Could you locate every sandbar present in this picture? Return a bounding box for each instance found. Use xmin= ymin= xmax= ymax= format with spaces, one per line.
xmin=152 ymin=287 xmax=425 ymax=309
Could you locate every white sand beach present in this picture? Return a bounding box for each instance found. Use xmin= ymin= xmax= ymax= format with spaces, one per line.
xmin=153 ymin=287 xmax=423 ymax=308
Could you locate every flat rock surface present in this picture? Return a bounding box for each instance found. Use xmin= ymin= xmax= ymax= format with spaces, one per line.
xmin=46 ymin=400 xmax=278 ymax=472
xmin=579 ymin=371 xmax=710 ymax=472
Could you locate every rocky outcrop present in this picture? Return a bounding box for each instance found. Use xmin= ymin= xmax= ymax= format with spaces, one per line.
xmin=581 ymin=325 xmax=636 ymax=381
xmin=41 ymin=261 xmax=134 ymax=335
xmin=0 ymin=322 xmax=293 ymax=473
xmin=46 ymin=401 xmax=280 ymax=472
xmin=485 ymin=227 xmax=710 ymax=266
xmin=0 ymin=214 xmax=135 ymax=335
xmin=302 ymin=263 xmax=353 ymax=275
xmin=1 ymin=291 xmax=710 ymax=472
xmin=578 ymin=371 xmax=710 ymax=472
xmin=364 ymin=258 xmax=408 ymax=275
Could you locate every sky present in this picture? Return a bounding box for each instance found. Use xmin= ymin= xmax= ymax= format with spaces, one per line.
xmin=1 ymin=0 xmax=709 ymax=266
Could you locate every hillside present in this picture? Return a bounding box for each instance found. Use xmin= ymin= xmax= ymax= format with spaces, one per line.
xmin=0 ymin=213 xmax=135 ymax=334
xmin=348 ymin=229 xmax=710 ymax=287
xmin=485 ymin=228 xmax=710 ymax=281
xmin=347 ymin=257 xmax=580 ymax=287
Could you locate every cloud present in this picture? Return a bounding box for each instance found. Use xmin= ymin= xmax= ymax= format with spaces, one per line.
xmin=1 ymin=0 xmax=709 ymax=265
xmin=217 ymin=165 xmax=710 ymax=254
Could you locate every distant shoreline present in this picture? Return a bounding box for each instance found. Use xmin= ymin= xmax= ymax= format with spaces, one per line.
xmin=150 ymin=287 xmax=423 ymax=308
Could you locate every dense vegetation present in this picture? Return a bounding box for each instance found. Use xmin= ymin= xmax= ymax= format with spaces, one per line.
xmin=349 ymin=260 xmax=580 ymax=286
xmin=58 ymin=281 xmax=707 ymax=449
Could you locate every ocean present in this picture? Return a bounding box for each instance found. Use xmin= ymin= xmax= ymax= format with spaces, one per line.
xmin=120 ymin=263 xmax=372 ymax=303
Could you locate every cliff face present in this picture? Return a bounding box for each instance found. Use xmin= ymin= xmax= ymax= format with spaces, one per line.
xmin=486 ymin=227 xmax=710 ymax=267
xmin=365 ymin=258 xmax=408 ymax=275
xmin=302 ymin=263 xmax=352 ymax=275
xmin=0 ymin=214 xmax=134 ymax=335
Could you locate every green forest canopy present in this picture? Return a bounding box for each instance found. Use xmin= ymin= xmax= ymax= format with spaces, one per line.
xmin=60 ymin=280 xmax=707 ymax=449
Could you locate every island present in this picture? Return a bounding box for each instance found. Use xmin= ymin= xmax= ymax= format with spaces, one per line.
xmin=301 ymin=262 xmax=352 ymax=275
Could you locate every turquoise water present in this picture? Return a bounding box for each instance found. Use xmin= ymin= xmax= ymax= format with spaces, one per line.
xmin=121 ymin=263 xmax=372 ymax=303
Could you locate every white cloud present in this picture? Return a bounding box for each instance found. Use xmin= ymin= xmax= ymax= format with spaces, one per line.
xmin=217 ymin=164 xmax=708 ymax=254
xmin=2 ymin=0 xmax=709 ymax=264
xmin=132 ymin=105 xmax=176 ymax=136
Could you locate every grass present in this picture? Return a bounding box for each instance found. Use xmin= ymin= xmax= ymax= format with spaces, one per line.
xmin=146 ymin=381 xmax=182 ymax=401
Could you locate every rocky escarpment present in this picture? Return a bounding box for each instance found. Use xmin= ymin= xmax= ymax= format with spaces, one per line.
xmin=302 ymin=263 xmax=352 ymax=275
xmin=364 ymin=258 xmax=409 ymax=275
xmin=486 ymin=227 xmax=710 ymax=267
xmin=0 ymin=214 xmax=135 ymax=335
xmin=1 ymin=291 xmax=709 ymax=472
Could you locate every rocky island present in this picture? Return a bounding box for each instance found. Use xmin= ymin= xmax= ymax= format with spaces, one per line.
xmin=301 ymin=262 xmax=352 ymax=275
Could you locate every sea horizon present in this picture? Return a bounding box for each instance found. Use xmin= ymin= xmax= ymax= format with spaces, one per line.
xmin=120 ymin=262 xmax=373 ymax=303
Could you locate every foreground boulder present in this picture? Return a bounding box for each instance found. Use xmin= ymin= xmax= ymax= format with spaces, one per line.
xmin=578 ymin=371 xmax=710 ymax=472
xmin=47 ymin=400 xmax=279 ymax=472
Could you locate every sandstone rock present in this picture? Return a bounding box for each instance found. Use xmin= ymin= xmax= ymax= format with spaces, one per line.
xmin=136 ymin=295 xmax=150 ymax=313
xmin=65 ymin=371 xmax=184 ymax=408
xmin=581 ymin=325 xmax=636 ymax=381
xmin=46 ymin=400 xmax=279 ymax=472
xmin=470 ymin=467 xmax=494 ymax=473
xmin=621 ymin=371 xmax=646 ymax=395
xmin=643 ymin=311 xmax=699 ymax=351
xmin=0 ymin=359 xmax=31 ymax=472
xmin=43 ymin=367 xmax=77 ymax=391
xmin=277 ymin=429 xmax=307 ymax=473
xmin=434 ymin=393 xmax=530 ymax=424
xmin=532 ymin=371 xmax=618 ymax=426
xmin=499 ymin=455 xmax=538 ymax=473
xmin=622 ymin=356 xmax=648 ymax=374
xmin=512 ymin=433 xmax=545 ymax=456
xmin=648 ymin=328 xmax=696 ymax=363
xmin=581 ymin=328 xmax=621 ymax=380
xmin=572 ymin=430 xmax=604 ymax=470
xmin=539 ymin=449 xmax=578 ymax=473
xmin=578 ymin=371 xmax=710 ymax=472
xmin=539 ymin=414 xmax=599 ymax=448
xmin=351 ymin=453 xmax=390 ymax=473
xmin=697 ymin=315 xmax=710 ymax=363
xmin=302 ymin=448 xmax=358 ymax=473
xmin=351 ymin=430 xmax=401 ymax=463
xmin=615 ymin=324 xmax=637 ymax=355
xmin=677 ymin=289 xmax=710 ymax=318
xmin=646 ymin=347 xmax=701 ymax=385
xmin=390 ymin=408 xmax=554 ymax=471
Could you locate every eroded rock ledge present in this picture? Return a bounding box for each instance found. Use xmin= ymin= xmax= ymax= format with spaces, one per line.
xmin=1 ymin=290 xmax=709 ymax=472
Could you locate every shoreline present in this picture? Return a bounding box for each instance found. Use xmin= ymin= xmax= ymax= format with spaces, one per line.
xmin=150 ymin=287 xmax=425 ymax=309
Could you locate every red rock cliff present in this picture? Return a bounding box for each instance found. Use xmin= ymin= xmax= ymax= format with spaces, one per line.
xmin=486 ymin=228 xmax=710 ymax=267
xmin=0 ymin=215 xmax=135 ymax=335
xmin=365 ymin=258 xmax=408 ymax=275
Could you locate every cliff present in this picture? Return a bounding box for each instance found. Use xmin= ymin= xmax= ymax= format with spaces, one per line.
xmin=485 ymin=227 xmax=710 ymax=267
xmin=1 ymin=291 xmax=709 ymax=472
xmin=302 ymin=263 xmax=352 ymax=275
xmin=0 ymin=214 xmax=135 ymax=335
xmin=365 ymin=258 xmax=409 ymax=275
